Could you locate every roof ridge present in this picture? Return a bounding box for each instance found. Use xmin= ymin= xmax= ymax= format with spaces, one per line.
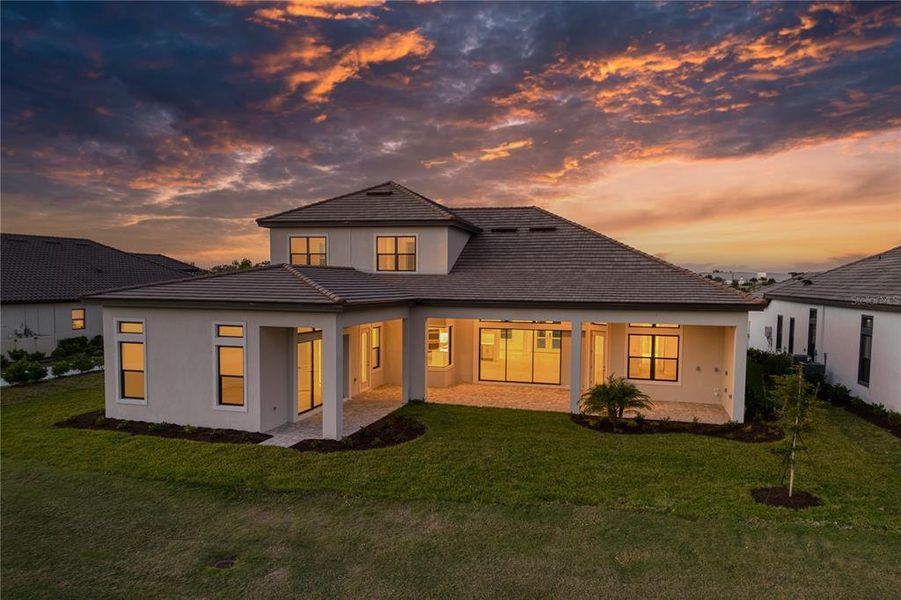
xmin=385 ymin=181 xmax=480 ymax=230
xmin=452 ymin=205 xmax=539 ymax=211
xmin=283 ymin=264 xmax=345 ymax=303
xmin=84 ymin=263 xmax=282 ymax=298
xmin=798 ymin=245 xmax=901 ymax=281
xmin=530 ymin=206 xmax=763 ymax=305
xmin=256 ymin=181 xmax=395 ymax=224
xmin=1 ymin=232 xmax=188 ymax=278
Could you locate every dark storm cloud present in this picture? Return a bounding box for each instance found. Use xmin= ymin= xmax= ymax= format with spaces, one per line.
xmin=1 ymin=0 xmax=899 ymax=264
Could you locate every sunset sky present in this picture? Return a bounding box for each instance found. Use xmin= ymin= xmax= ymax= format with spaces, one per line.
xmin=2 ymin=1 xmax=899 ymax=271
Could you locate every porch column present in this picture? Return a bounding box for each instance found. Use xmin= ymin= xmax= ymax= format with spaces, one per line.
xmin=731 ymin=319 xmax=748 ymax=423
xmin=570 ymin=319 xmax=583 ymax=414
xmin=321 ymin=319 xmax=344 ymax=440
xmin=403 ymin=309 xmax=427 ymax=402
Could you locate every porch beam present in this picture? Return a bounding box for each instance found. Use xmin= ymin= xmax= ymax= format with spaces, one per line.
xmin=570 ymin=319 xmax=583 ymax=414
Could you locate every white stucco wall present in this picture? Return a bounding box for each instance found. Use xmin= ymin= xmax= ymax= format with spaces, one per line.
xmin=102 ymin=306 xmax=341 ymax=431
xmin=268 ymin=226 xmax=470 ymax=274
xmin=2 ymin=302 xmax=101 ymax=355
xmin=749 ymin=299 xmax=900 ymax=411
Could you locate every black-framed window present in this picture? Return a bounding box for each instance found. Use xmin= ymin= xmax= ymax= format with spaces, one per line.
xmin=290 ymin=236 xmax=327 ymax=266
xmin=858 ymin=315 xmax=873 ymax=386
xmin=217 ymin=346 xmax=244 ymax=406
xmin=628 ymin=323 xmax=680 ymax=329
xmin=428 ymin=326 xmax=452 ymax=368
xmin=628 ymin=334 xmax=679 ymax=382
xmin=71 ymin=308 xmax=85 ymax=331
xmin=807 ymin=308 xmax=818 ymax=360
xmin=478 ymin=327 xmax=561 ymax=384
xmin=776 ymin=315 xmax=783 ymax=351
xmin=788 ymin=317 xmax=795 ymax=354
xmin=376 ymin=236 xmax=416 ymax=271
xmin=119 ymin=341 xmax=145 ymax=400
xmin=372 ymin=326 xmax=382 ymax=369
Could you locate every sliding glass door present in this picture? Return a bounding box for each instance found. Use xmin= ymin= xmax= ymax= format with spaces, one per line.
xmin=479 ymin=328 xmax=561 ymax=384
xmin=297 ymin=331 xmax=322 ymax=414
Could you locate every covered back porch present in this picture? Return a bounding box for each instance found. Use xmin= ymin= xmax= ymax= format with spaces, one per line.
xmin=258 ymin=304 xmax=747 ymax=442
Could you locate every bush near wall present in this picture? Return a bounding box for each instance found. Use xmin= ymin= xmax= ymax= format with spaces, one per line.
xmin=4 ymin=335 xmax=104 ymax=384
xmin=744 ymin=349 xmax=793 ymax=421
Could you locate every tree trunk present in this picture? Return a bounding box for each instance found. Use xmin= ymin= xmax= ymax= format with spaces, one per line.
xmin=788 ymin=414 xmax=799 ymax=497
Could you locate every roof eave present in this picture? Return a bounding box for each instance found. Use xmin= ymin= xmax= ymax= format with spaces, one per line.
xmin=81 ymin=297 xmax=345 ymax=313
xmin=764 ymin=293 xmax=901 ymax=313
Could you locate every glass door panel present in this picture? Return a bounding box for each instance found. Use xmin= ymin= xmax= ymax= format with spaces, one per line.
xmin=591 ymin=333 xmax=606 ymax=385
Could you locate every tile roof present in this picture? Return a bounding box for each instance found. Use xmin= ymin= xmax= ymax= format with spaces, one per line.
xmin=90 ymin=204 xmax=762 ymax=311
xmin=1 ymin=233 xmax=189 ymax=304
xmin=764 ymin=246 xmax=901 ymax=312
xmin=90 ymin=264 xmax=341 ymax=307
xmin=256 ymin=181 xmax=481 ymax=232
xmin=131 ymin=253 xmax=204 ymax=274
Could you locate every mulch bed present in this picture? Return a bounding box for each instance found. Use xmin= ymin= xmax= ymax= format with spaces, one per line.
xmin=751 ymin=486 xmax=822 ymax=509
xmin=291 ymin=414 xmax=425 ymax=453
xmin=827 ymin=398 xmax=901 ymax=439
xmin=571 ymin=414 xmax=784 ymax=443
xmin=55 ymin=410 xmax=271 ymax=444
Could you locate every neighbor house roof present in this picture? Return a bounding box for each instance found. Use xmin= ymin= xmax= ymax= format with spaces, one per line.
xmin=1 ymin=233 xmax=189 ymax=304
xmin=131 ymin=253 xmax=204 ymax=275
xmin=90 ymin=202 xmax=763 ymax=312
xmin=764 ymin=246 xmax=901 ymax=312
xmin=256 ymin=181 xmax=481 ymax=233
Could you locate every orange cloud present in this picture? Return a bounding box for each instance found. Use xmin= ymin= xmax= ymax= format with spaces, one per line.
xmin=479 ymin=139 xmax=533 ymax=161
xmin=246 ymin=0 xmax=384 ymax=24
xmin=259 ymin=29 xmax=434 ymax=106
xmin=491 ymin=4 xmax=898 ymax=126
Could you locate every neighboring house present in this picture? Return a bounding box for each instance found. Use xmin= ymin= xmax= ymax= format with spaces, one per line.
xmin=131 ymin=253 xmax=205 ymax=275
xmin=87 ymin=181 xmax=764 ymax=439
xmin=1 ymin=234 xmax=192 ymax=355
xmin=749 ymin=247 xmax=901 ymax=412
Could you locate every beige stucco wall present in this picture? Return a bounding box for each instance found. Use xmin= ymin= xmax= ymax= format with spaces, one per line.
xmin=2 ymin=302 xmax=101 ymax=355
xmin=269 ymin=226 xmax=470 ymax=274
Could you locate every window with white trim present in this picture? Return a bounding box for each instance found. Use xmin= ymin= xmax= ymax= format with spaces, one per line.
xmin=71 ymin=308 xmax=85 ymax=331
xmin=215 ymin=323 xmax=245 ymax=407
xmin=116 ymin=320 xmax=145 ymax=401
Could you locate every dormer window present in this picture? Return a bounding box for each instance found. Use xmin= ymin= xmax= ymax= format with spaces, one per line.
xmin=290 ymin=236 xmax=327 ymax=266
xmin=376 ymin=236 xmax=416 ymax=271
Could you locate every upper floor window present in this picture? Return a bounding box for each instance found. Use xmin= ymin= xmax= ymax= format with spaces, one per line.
xmin=376 ymin=236 xmax=416 ymax=271
xmin=71 ymin=308 xmax=85 ymax=331
xmin=290 ymin=236 xmax=327 ymax=266
xmin=628 ymin=334 xmax=679 ymax=382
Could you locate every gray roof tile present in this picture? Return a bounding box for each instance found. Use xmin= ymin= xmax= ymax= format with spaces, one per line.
xmin=764 ymin=246 xmax=901 ymax=311
xmin=90 ymin=203 xmax=762 ymax=311
xmin=256 ymin=181 xmax=480 ymax=232
xmin=1 ymin=233 xmax=189 ymax=304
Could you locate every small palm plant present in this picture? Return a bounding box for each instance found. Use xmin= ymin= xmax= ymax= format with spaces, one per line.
xmin=581 ymin=374 xmax=653 ymax=426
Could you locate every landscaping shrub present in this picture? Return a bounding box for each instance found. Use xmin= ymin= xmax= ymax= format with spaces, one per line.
xmin=70 ymin=353 xmax=97 ymax=373
xmin=52 ymin=336 xmax=91 ymax=359
xmin=800 ymin=362 xmax=826 ymax=387
xmin=820 ymin=382 xmax=852 ymax=404
xmin=2 ymin=360 xmax=48 ymax=384
xmin=89 ymin=335 xmax=104 ymax=356
xmin=581 ymin=375 xmax=653 ymax=426
xmin=93 ymin=354 xmax=104 ymax=368
xmin=744 ymin=349 xmax=789 ymax=421
xmin=50 ymin=359 xmax=73 ymax=378
xmin=0 ymin=355 xmax=9 ymax=370
xmin=7 ymin=349 xmax=30 ymax=362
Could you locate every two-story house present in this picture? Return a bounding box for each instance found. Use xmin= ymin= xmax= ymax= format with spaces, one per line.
xmin=87 ymin=181 xmax=763 ymax=441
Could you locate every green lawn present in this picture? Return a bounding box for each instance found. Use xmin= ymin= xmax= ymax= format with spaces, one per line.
xmin=2 ymin=373 xmax=900 ymax=597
